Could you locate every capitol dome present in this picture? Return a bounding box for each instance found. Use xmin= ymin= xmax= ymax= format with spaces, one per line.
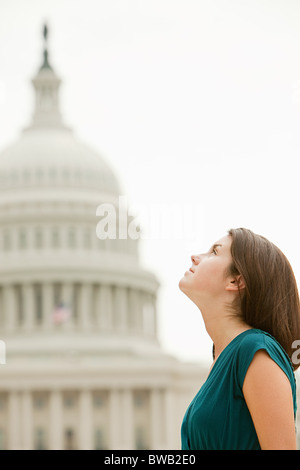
xmin=0 ymin=128 xmax=122 ymax=195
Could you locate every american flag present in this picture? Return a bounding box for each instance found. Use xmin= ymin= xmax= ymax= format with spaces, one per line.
xmin=52 ymin=302 xmax=72 ymax=325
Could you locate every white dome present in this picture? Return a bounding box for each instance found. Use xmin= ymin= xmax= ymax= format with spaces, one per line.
xmin=0 ymin=127 xmax=122 ymax=194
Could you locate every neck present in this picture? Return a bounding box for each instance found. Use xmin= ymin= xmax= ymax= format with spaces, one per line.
xmin=198 ymin=303 xmax=251 ymax=361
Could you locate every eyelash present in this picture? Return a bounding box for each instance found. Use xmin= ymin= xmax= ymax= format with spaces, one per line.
xmin=212 ymin=248 xmax=217 ymax=255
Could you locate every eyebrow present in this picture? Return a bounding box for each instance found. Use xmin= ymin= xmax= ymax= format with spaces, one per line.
xmin=211 ymin=243 xmax=222 ymax=251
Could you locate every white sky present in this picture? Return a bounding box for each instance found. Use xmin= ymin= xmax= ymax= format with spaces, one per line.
xmin=1 ymin=0 xmax=300 ymax=364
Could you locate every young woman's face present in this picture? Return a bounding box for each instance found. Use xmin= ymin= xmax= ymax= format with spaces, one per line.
xmin=179 ymin=234 xmax=234 ymax=302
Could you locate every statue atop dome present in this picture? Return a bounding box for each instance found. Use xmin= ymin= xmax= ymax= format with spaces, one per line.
xmin=40 ymin=22 xmax=52 ymax=71
xmin=43 ymin=23 xmax=48 ymax=41
xmin=24 ymin=22 xmax=68 ymax=130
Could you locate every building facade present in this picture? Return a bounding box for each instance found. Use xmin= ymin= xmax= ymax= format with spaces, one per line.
xmin=0 ymin=26 xmax=204 ymax=450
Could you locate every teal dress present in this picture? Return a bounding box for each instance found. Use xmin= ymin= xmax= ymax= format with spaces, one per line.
xmin=181 ymin=329 xmax=297 ymax=450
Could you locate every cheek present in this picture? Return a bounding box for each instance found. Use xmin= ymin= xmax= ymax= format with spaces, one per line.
xmin=193 ymin=262 xmax=225 ymax=292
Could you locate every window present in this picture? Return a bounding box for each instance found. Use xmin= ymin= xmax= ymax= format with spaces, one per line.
xmin=19 ymin=228 xmax=27 ymax=249
xmin=134 ymin=392 xmax=146 ymax=408
xmin=23 ymin=169 xmax=30 ymax=182
xmin=93 ymin=392 xmax=105 ymax=408
xmin=0 ymin=394 xmax=5 ymax=409
xmin=135 ymin=426 xmax=148 ymax=450
xmin=64 ymin=428 xmax=76 ymax=450
xmin=49 ymin=168 xmax=57 ymax=181
xmin=74 ymin=169 xmax=81 ymax=182
xmin=0 ymin=429 xmax=6 ymax=450
xmin=34 ymin=284 xmax=43 ymax=324
xmin=3 ymin=230 xmax=11 ymax=251
xmin=72 ymin=284 xmax=79 ymax=322
xmin=63 ymin=393 xmax=75 ymax=408
xmin=62 ymin=169 xmax=69 ymax=182
xmin=94 ymin=429 xmax=105 ymax=450
xmin=33 ymin=394 xmax=46 ymax=409
xmin=34 ymin=428 xmax=46 ymax=450
xmin=36 ymin=168 xmax=44 ymax=182
xmin=16 ymin=285 xmax=24 ymax=325
xmin=35 ymin=228 xmax=43 ymax=249
xmin=133 ymin=390 xmax=150 ymax=450
xmin=83 ymin=228 xmax=91 ymax=249
xmin=67 ymin=227 xmax=76 ymax=248
xmin=51 ymin=227 xmax=60 ymax=248
xmin=53 ymin=283 xmax=62 ymax=308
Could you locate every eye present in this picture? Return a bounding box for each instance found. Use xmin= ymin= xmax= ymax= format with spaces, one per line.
xmin=211 ymin=248 xmax=217 ymax=255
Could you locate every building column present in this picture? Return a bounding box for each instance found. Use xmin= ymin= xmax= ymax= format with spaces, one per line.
xmin=78 ymin=389 xmax=93 ymax=449
xmin=141 ymin=292 xmax=156 ymax=338
xmin=108 ymin=389 xmax=120 ymax=449
xmin=128 ymin=288 xmax=140 ymax=333
xmin=151 ymin=293 xmax=157 ymax=338
xmin=149 ymin=389 xmax=162 ymax=450
xmin=3 ymin=284 xmax=18 ymax=332
xmin=61 ymin=282 xmax=74 ymax=330
xmin=49 ymin=390 xmax=63 ymax=450
xmin=20 ymin=390 xmax=33 ymax=450
xmin=164 ymin=389 xmax=176 ymax=449
xmin=94 ymin=285 xmax=101 ymax=328
xmin=8 ymin=391 xmax=21 ymax=450
xmin=0 ymin=287 xmax=3 ymax=330
xmin=114 ymin=286 xmax=128 ymax=333
xmin=78 ymin=283 xmax=92 ymax=330
xmin=136 ymin=290 xmax=144 ymax=333
xmin=42 ymin=282 xmax=54 ymax=330
xmin=96 ymin=285 xmax=113 ymax=331
xmin=22 ymin=283 xmax=35 ymax=331
xmin=120 ymin=389 xmax=134 ymax=449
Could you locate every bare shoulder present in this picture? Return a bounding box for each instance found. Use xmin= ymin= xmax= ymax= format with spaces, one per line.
xmin=244 ymin=349 xmax=291 ymax=388
xmin=243 ymin=349 xmax=296 ymax=450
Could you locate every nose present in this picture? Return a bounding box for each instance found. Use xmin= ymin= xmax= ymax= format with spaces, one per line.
xmin=191 ymin=254 xmax=201 ymax=264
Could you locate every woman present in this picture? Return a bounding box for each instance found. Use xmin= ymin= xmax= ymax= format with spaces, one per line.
xmin=179 ymin=228 xmax=300 ymax=450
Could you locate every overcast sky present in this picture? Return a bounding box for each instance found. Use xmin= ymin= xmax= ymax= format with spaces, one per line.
xmin=1 ymin=0 xmax=300 ymax=364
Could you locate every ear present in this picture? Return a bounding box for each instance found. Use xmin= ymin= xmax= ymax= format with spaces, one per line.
xmin=225 ymin=275 xmax=246 ymax=292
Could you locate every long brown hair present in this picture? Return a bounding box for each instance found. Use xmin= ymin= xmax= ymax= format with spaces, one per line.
xmin=228 ymin=228 xmax=300 ymax=370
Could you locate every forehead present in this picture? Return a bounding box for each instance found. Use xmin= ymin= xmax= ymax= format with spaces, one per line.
xmin=213 ymin=234 xmax=232 ymax=248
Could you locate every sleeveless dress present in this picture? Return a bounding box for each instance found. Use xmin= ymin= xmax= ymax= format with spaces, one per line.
xmin=181 ymin=329 xmax=297 ymax=450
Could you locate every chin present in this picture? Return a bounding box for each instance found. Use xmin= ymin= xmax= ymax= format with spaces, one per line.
xmin=178 ymin=278 xmax=184 ymax=291
xmin=178 ymin=277 xmax=189 ymax=294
